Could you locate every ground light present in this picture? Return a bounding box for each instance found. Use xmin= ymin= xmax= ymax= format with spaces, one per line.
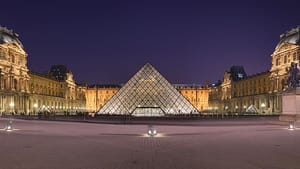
xmin=147 ymin=125 xmax=157 ymax=137
xmin=5 ymin=120 xmax=13 ymax=132
xmin=288 ymin=121 xmax=296 ymax=130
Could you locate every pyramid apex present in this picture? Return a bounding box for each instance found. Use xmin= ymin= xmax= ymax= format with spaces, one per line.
xmin=145 ymin=62 xmax=152 ymax=66
xmin=141 ymin=62 xmax=155 ymax=70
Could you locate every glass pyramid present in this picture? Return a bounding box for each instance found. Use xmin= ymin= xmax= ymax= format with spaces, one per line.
xmin=98 ymin=63 xmax=198 ymax=116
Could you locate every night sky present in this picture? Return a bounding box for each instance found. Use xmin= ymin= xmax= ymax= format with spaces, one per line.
xmin=2 ymin=0 xmax=300 ymax=85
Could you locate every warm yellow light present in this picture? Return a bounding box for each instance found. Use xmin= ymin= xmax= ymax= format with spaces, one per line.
xmin=9 ymin=102 xmax=14 ymax=107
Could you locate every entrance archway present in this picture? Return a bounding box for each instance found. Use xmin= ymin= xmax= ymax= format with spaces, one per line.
xmin=131 ymin=107 xmax=165 ymax=117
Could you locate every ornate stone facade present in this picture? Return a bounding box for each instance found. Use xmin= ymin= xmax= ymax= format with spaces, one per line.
xmin=0 ymin=26 xmax=86 ymax=115
xmin=209 ymin=26 xmax=300 ymax=114
xmin=2 ymin=25 xmax=299 ymax=115
xmin=28 ymin=70 xmax=86 ymax=115
xmin=0 ymin=26 xmax=30 ymax=114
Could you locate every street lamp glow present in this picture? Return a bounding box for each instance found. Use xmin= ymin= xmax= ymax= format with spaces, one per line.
xmin=5 ymin=120 xmax=13 ymax=132
xmin=148 ymin=129 xmax=157 ymax=136
xmin=261 ymin=103 xmax=266 ymax=108
xmin=9 ymin=102 xmax=14 ymax=107
xmin=288 ymin=122 xmax=295 ymax=130
xmin=147 ymin=125 xmax=157 ymax=137
xmin=33 ymin=103 xmax=38 ymax=108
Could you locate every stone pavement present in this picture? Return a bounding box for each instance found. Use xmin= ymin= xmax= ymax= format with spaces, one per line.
xmin=0 ymin=118 xmax=299 ymax=169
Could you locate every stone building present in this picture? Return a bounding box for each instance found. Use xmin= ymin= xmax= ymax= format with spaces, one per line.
xmin=28 ymin=68 xmax=86 ymax=115
xmin=209 ymin=26 xmax=300 ymax=114
xmin=86 ymin=83 xmax=209 ymax=113
xmin=0 ymin=26 xmax=30 ymax=114
xmin=0 ymin=26 xmax=86 ymax=115
xmin=86 ymin=84 xmax=120 ymax=112
xmin=175 ymin=84 xmax=209 ymax=112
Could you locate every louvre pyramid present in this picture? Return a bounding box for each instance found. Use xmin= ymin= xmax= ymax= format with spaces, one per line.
xmin=98 ymin=63 xmax=198 ymax=116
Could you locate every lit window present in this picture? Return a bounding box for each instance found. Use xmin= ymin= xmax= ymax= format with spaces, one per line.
xmin=238 ymin=73 xmax=243 ymax=78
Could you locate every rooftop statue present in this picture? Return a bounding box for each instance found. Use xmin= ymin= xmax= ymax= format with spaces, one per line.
xmin=287 ymin=62 xmax=300 ymax=89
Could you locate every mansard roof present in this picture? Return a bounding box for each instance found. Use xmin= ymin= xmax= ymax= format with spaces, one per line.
xmin=276 ymin=26 xmax=300 ymax=49
xmin=0 ymin=25 xmax=24 ymax=48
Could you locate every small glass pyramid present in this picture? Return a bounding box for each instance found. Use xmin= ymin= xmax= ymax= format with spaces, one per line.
xmin=98 ymin=63 xmax=197 ymax=116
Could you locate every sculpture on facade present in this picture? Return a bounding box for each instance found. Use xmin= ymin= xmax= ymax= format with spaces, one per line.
xmin=287 ymin=62 xmax=300 ymax=88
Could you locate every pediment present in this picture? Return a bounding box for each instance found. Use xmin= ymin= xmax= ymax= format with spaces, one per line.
xmin=273 ymin=42 xmax=298 ymax=55
xmin=5 ymin=42 xmax=26 ymax=55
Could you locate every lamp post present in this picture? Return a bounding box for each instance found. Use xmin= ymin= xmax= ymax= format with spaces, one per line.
xmin=33 ymin=103 xmax=38 ymax=115
xmin=261 ymin=103 xmax=266 ymax=114
xmin=243 ymin=105 xmax=247 ymax=114
xmin=9 ymin=102 xmax=14 ymax=115
xmin=224 ymin=106 xmax=229 ymax=118
xmin=235 ymin=105 xmax=238 ymax=118
xmin=7 ymin=101 xmax=14 ymax=131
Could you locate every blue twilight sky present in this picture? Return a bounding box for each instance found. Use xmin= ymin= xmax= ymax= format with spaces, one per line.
xmin=2 ymin=0 xmax=300 ymax=84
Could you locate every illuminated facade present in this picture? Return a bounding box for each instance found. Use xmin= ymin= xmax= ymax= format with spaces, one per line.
xmin=209 ymin=26 xmax=300 ymax=114
xmin=175 ymin=84 xmax=209 ymax=111
xmin=28 ymin=69 xmax=86 ymax=114
xmin=86 ymin=84 xmax=209 ymax=113
xmin=0 ymin=26 xmax=30 ymax=114
xmin=3 ymin=25 xmax=299 ymax=116
xmin=0 ymin=26 xmax=86 ymax=115
xmin=98 ymin=63 xmax=198 ymax=116
xmin=86 ymin=84 xmax=120 ymax=112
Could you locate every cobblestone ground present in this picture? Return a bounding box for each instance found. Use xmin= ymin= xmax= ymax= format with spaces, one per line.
xmin=0 ymin=118 xmax=299 ymax=169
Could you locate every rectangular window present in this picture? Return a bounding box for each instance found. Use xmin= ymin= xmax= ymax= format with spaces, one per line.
xmin=284 ymin=55 xmax=287 ymax=63
xmin=276 ymin=58 xmax=280 ymax=66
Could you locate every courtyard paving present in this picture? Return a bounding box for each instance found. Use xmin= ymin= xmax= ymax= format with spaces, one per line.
xmin=0 ymin=118 xmax=299 ymax=169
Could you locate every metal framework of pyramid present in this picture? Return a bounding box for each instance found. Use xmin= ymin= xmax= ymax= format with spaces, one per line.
xmin=98 ymin=63 xmax=198 ymax=116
